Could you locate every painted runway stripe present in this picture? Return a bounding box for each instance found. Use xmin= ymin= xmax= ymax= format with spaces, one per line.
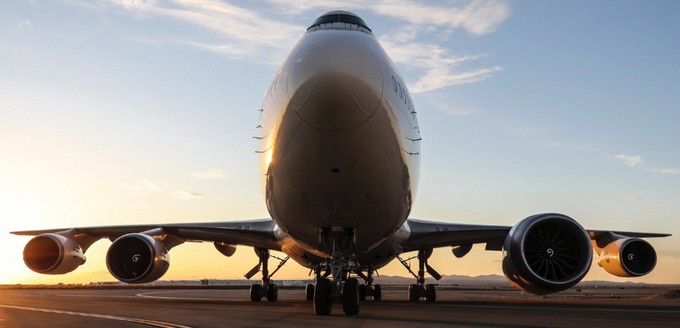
xmin=0 ymin=304 xmax=193 ymax=328
xmin=136 ymin=291 xmax=236 ymax=302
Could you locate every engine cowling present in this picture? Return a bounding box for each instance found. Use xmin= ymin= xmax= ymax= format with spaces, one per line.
xmin=598 ymin=238 xmax=656 ymax=277
xmin=106 ymin=233 xmax=169 ymax=284
xmin=502 ymin=213 xmax=593 ymax=295
xmin=23 ymin=233 xmax=86 ymax=274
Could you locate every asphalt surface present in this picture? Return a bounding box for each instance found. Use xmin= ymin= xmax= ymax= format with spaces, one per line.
xmin=0 ymin=286 xmax=678 ymax=327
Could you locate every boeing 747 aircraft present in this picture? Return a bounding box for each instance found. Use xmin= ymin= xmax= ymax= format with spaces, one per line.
xmin=13 ymin=11 xmax=670 ymax=316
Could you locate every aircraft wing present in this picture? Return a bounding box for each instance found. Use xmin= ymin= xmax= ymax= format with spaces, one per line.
xmin=404 ymin=218 xmax=671 ymax=253
xmin=404 ymin=218 xmax=510 ymax=252
xmin=11 ymin=218 xmax=281 ymax=251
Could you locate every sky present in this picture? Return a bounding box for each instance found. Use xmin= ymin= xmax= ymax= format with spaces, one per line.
xmin=1 ymin=0 xmax=679 ymax=285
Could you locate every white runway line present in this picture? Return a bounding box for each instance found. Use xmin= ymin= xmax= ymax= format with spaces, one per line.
xmin=0 ymin=304 xmax=193 ymax=328
xmin=136 ymin=291 xmax=239 ymax=302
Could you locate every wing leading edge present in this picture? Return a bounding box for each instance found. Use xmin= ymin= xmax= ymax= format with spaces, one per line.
xmin=11 ymin=218 xmax=281 ymax=251
xmin=404 ymin=217 xmax=671 ymax=253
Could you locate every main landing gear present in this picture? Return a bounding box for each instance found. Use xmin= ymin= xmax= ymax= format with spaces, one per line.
xmin=246 ymin=248 xmax=289 ymax=302
xmin=398 ymin=249 xmax=441 ymax=302
xmin=356 ymin=268 xmax=382 ymax=301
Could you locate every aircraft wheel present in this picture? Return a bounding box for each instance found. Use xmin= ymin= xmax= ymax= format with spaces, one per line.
xmin=314 ymin=278 xmax=332 ymax=315
xmin=266 ymin=284 xmax=278 ymax=302
xmin=342 ymin=278 xmax=360 ymax=315
xmin=305 ymin=283 xmax=315 ymax=301
xmin=426 ymin=284 xmax=436 ymax=302
xmin=408 ymin=284 xmax=419 ymax=302
xmin=373 ymin=284 xmax=382 ymax=301
xmin=359 ymin=284 xmax=367 ymax=301
xmin=250 ymin=284 xmax=262 ymax=302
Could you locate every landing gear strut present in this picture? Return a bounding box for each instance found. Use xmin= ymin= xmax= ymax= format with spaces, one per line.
xmin=398 ymin=249 xmax=441 ymax=302
xmin=312 ymin=229 xmax=360 ymax=316
xmin=246 ymin=248 xmax=289 ymax=302
xmin=356 ymin=267 xmax=382 ymax=301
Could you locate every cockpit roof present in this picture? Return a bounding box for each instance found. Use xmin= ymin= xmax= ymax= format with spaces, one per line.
xmin=308 ymin=10 xmax=371 ymax=32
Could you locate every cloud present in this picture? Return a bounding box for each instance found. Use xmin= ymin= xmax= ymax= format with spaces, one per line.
xmin=77 ymin=0 xmax=508 ymax=91
xmin=652 ymin=168 xmax=680 ymax=176
xmin=612 ymin=155 xmax=680 ymax=177
xmin=100 ymin=0 xmax=303 ymax=62
xmin=8 ymin=19 xmax=32 ymax=30
xmin=434 ymin=106 xmax=480 ymax=117
xmin=120 ymin=180 xmax=202 ymax=200
xmin=267 ymin=0 xmax=510 ymax=36
xmin=614 ymin=154 xmax=643 ymax=167
xmin=383 ymin=40 xmax=503 ymax=93
xmin=627 ymin=196 xmax=643 ymax=202
xmin=173 ymin=190 xmax=203 ymax=199
xmin=141 ymin=179 xmax=164 ymax=192
xmin=191 ymin=169 xmax=229 ymax=179
xmin=268 ymin=0 xmax=509 ymax=92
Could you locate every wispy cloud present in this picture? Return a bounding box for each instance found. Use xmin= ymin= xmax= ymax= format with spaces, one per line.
xmin=614 ymin=154 xmax=643 ymax=167
xmin=433 ymin=106 xmax=480 ymax=117
xmin=383 ymin=41 xmax=503 ymax=93
xmin=99 ymin=0 xmax=303 ymax=62
xmin=191 ymin=169 xmax=229 ymax=179
xmin=173 ymin=190 xmax=203 ymax=199
xmin=269 ymin=0 xmax=510 ymax=93
xmin=7 ymin=19 xmax=33 ymax=30
xmin=628 ymin=196 xmax=643 ymax=202
xmin=651 ymin=168 xmax=680 ymax=176
xmin=77 ymin=0 xmax=508 ymax=91
xmin=613 ymin=155 xmax=680 ymax=177
xmin=267 ymin=0 xmax=510 ymax=36
xmin=140 ymin=179 xmax=163 ymax=191
xmin=120 ymin=180 xmax=203 ymax=200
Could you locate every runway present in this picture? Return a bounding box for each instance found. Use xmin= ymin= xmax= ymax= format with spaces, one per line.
xmin=1 ymin=286 xmax=678 ymax=327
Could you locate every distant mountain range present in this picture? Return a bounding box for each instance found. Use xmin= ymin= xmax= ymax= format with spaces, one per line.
xmin=374 ymin=274 xmax=509 ymax=286
xmin=373 ymin=274 xmax=669 ymax=287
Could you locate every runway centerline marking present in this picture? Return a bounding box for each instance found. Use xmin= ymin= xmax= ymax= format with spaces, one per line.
xmin=0 ymin=304 xmax=193 ymax=328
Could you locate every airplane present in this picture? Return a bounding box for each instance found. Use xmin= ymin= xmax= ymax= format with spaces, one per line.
xmin=13 ymin=10 xmax=670 ymax=316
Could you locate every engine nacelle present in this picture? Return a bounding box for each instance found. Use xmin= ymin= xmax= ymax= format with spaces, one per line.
xmin=106 ymin=233 xmax=170 ymax=284
xmin=502 ymin=213 xmax=593 ymax=295
xmin=23 ymin=233 xmax=86 ymax=274
xmin=598 ymin=238 xmax=656 ymax=277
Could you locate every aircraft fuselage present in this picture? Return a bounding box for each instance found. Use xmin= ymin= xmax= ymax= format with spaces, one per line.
xmin=258 ymin=22 xmax=421 ymax=268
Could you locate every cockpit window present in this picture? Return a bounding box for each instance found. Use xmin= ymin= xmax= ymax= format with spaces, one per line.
xmin=308 ymin=12 xmax=371 ymax=32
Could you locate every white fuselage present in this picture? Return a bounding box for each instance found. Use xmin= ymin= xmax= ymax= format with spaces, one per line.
xmin=258 ymin=23 xmax=421 ymax=268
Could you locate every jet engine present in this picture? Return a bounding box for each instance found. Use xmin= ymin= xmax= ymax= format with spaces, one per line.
xmin=23 ymin=233 xmax=86 ymax=274
xmin=106 ymin=233 xmax=170 ymax=284
xmin=597 ymin=238 xmax=656 ymax=277
xmin=502 ymin=213 xmax=593 ymax=295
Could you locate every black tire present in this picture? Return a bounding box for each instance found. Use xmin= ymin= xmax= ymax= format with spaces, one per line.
xmin=250 ymin=284 xmax=262 ymax=302
xmin=342 ymin=278 xmax=360 ymax=315
xmin=314 ymin=278 xmax=332 ymax=315
xmin=266 ymin=284 xmax=278 ymax=302
xmin=358 ymin=284 xmax=367 ymax=301
xmin=426 ymin=284 xmax=436 ymax=302
xmin=408 ymin=284 xmax=419 ymax=302
xmin=305 ymin=283 xmax=315 ymax=301
xmin=373 ymin=284 xmax=382 ymax=301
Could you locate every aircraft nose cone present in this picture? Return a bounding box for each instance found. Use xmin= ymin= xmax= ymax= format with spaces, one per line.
xmin=288 ymin=34 xmax=383 ymax=131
